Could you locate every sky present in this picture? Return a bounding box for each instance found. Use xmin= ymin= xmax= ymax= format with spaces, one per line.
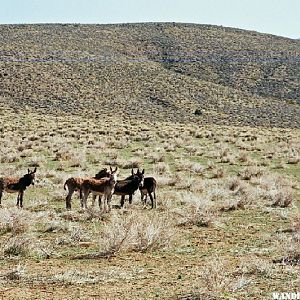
xmin=0 ymin=0 xmax=299 ymax=39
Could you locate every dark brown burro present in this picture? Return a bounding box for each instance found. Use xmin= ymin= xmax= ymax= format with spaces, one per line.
xmin=64 ymin=168 xmax=110 ymax=209
xmin=139 ymin=177 xmax=157 ymax=209
xmin=114 ymin=169 xmax=145 ymax=208
xmin=0 ymin=168 xmax=37 ymax=208
xmin=81 ymin=167 xmax=118 ymax=212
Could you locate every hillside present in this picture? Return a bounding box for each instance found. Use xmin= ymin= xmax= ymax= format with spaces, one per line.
xmin=0 ymin=23 xmax=300 ymax=127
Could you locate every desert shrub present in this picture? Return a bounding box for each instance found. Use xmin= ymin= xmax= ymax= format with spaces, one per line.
xmin=54 ymin=148 xmax=86 ymax=168
xmin=2 ymin=264 xmax=26 ymax=281
xmin=237 ymin=258 xmax=273 ymax=277
xmin=291 ymin=214 xmax=300 ymax=233
xmin=27 ymin=156 xmax=45 ymax=167
xmin=68 ymin=152 xmax=87 ymax=168
xmin=270 ymin=188 xmax=295 ymax=208
xmin=2 ymin=235 xmax=33 ymax=257
xmin=228 ymin=177 xmax=244 ymax=191
xmin=210 ymin=167 xmax=225 ymax=179
xmin=251 ymin=174 xmax=296 ymax=207
xmin=176 ymin=160 xmax=205 ymax=173
xmin=0 ymin=208 xmax=32 ymax=235
xmin=179 ymin=258 xmax=250 ymax=299
xmin=286 ymin=148 xmax=300 ymax=165
xmin=287 ymin=155 xmax=300 ymax=165
xmin=198 ymin=258 xmax=231 ymax=296
xmin=54 ymin=269 xmax=98 ymax=284
xmin=238 ymin=166 xmax=264 ymax=180
xmin=175 ymin=160 xmax=194 ymax=172
xmin=154 ymin=162 xmax=170 ymax=174
xmin=156 ymin=174 xmax=177 ymax=187
xmin=98 ymin=212 xmax=174 ymax=255
xmin=184 ymin=145 xmax=198 ymax=156
xmin=34 ymin=240 xmax=55 ymax=259
xmin=41 ymin=220 xmax=70 ymax=233
xmin=274 ymin=233 xmax=300 ymax=265
xmin=220 ymin=154 xmax=236 ymax=164
xmin=121 ymin=158 xmax=142 ymax=169
xmin=191 ymin=163 xmax=205 ymax=175
xmin=148 ymin=153 xmax=165 ymax=163
xmin=173 ymin=192 xmax=215 ymax=227
xmin=129 ymin=214 xmax=174 ymax=252
xmin=56 ymin=225 xmax=91 ymax=245
xmin=0 ymin=152 xmax=19 ymax=163
xmin=238 ymin=151 xmax=251 ymax=163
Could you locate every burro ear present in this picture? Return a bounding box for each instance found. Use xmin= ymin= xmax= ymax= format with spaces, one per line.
xmin=114 ymin=167 xmax=118 ymax=173
xmin=33 ymin=167 xmax=37 ymax=173
xmin=142 ymin=169 xmax=145 ymax=175
xmin=28 ymin=169 xmax=30 ymax=174
xmin=110 ymin=166 xmax=113 ymax=173
xmin=131 ymin=168 xmax=134 ymax=176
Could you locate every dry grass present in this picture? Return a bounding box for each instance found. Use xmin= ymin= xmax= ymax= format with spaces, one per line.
xmin=98 ymin=212 xmax=175 ymax=255
xmin=0 ymin=110 xmax=299 ymax=299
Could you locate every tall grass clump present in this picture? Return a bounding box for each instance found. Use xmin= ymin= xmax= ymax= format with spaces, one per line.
xmin=0 ymin=208 xmax=32 ymax=235
xmin=98 ymin=212 xmax=175 ymax=255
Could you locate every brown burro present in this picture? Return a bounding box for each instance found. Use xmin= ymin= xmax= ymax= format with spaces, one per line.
xmin=64 ymin=168 xmax=110 ymax=210
xmin=81 ymin=167 xmax=118 ymax=212
xmin=0 ymin=168 xmax=37 ymax=208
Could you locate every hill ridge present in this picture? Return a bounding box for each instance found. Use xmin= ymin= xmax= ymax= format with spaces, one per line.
xmin=0 ymin=23 xmax=299 ymax=127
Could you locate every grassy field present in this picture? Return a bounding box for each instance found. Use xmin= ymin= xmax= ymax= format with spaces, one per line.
xmin=0 ymin=108 xmax=299 ymax=299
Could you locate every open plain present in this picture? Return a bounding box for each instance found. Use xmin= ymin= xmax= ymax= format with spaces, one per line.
xmin=0 ymin=23 xmax=299 ymax=299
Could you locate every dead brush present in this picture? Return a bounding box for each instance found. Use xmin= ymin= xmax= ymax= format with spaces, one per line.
xmin=253 ymin=174 xmax=297 ymax=207
xmin=238 ymin=166 xmax=264 ymax=180
xmin=156 ymin=174 xmax=177 ymax=187
xmin=220 ymin=153 xmax=236 ymax=164
xmin=148 ymin=152 xmax=165 ymax=163
xmin=287 ymin=155 xmax=300 ymax=165
xmin=173 ymin=192 xmax=216 ymax=227
xmin=154 ymin=162 xmax=170 ymax=174
xmin=236 ymin=257 xmax=273 ymax=278
xmin=175 ymin=160 xmax=194 ymax=172
xmin=237 ymin=151 xmax=251 ymax=164
xmin=56 ymin=225 xmax=91 ymax=246
xmin=214 ymin=179 xmax=258 ymax=210
xmin=0 ymin=208 xmax=32 ymax=235
xmin=176 ymin=160 xmax=204 ymax=174
xmin=2 ymin=234 xmax=34 ymax=257
xmin=68 ymin=152 xmax=87 ymax=168
xmin=190 ymin=163 xmax=205 ymax=175
xmin=273 ymin=233 xmax=300 ymax=265
xmin=98 ymin=212 xmax=175 ymax=256
xmin=1 ymin=264 xmax=26 ymax=281
xmin=270 ymin=188 xmax=295 ymax=208
xmin=0 ymin=152 xmax=19 ymax=163
xmin=41 ymin=220 xmax=70 ymax=233
xmin=210 ymin=166 xmax=225 ymax=179
xmin=228 ymin=177 xmax=244 ymax=191
xmin=129 ymin=213 xmax=174 ymax=252
xmin=291 ymin=214 xmax=300 ymax=233
xmin=187 ymin=258 xmax=234 ymax=299
xmin=184 ymin=145 xmax=198 ymax=156
xmin=27 ymin=156 xmax=45 ymax=168
xmin=34 ymin=240 xmax=55 ymax=259
xmin=53 ymin=269 xmax=99 ymax=284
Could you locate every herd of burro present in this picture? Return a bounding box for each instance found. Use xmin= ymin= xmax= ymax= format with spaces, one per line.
xmin=0 ymin=167 xmax=157 ymax=212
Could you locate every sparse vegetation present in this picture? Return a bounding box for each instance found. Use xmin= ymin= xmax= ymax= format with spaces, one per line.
xmin=0 ymin=22 xmax=299 ymax=299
